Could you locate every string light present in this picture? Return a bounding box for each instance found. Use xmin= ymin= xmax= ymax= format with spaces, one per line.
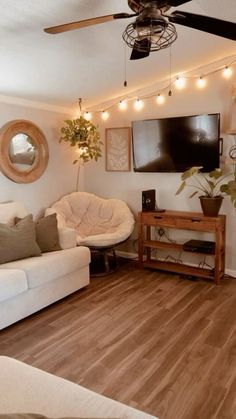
xmin=175 ymin=76 xmax=186 ymax=89
xmin=134 ymin=98 xmax=144 ymax=111
xmin=119 ymin=100 xmax=127 ymax=110
xmin=84 ymin=57 xmax=236 ymax=119
xmin=156 ymin=94 xmax=165 ymax=105
xmin=101 ymin=110 xmax=109 ymax=120
xmin=84 ymin=111 xmax=92 ymax=121
xmin=223 ymin=66 xmax=233 ymax=79
xmin=196 ymin=76 xmax=206 ymax=89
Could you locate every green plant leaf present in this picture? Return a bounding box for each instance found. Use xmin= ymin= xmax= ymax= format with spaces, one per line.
xmin=220 ymin=184 xmax=228 ymax=193
xmin=189 ymin=191 xmax=198 ymax=198
xmin=209 ymin=168 xmax=222 ymax=179
xmin=207 ymin=180 xmax=215 ymax=191
xmin=228 ymin=179 xmax=236 ymax=191
xmin=176 ymin=181 xmax=186 ymax=195
xmin=181 ymin=166 xmax=202 ymax=180
xmin=65 ymin=119 xmax=73 ymax=126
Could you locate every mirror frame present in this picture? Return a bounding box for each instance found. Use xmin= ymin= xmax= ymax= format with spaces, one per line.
xmin=0 ymin=120 xmax=49 ymax=183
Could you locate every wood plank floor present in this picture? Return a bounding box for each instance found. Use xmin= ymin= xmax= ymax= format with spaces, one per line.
xmin=0 ymin=259 xmax=236 ymax=419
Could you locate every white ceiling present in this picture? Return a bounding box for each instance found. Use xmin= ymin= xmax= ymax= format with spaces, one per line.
xmin=0 ymin=0 xmax=235 ymax=110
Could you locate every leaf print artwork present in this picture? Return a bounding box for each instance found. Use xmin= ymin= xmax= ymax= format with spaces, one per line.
xmin=106 ymin=128 xmax=131 ymax=171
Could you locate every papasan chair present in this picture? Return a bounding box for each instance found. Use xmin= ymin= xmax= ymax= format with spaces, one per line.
xmin=45 ymin=192 xmax=135 ymax=275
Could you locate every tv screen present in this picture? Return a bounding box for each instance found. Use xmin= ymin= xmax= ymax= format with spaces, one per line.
xmin=132 ymin=113 xmax=220 ymax=172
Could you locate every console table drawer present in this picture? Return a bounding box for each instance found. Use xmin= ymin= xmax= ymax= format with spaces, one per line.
xmin=175 ymin=218 xmax=216 ymax=232
xmin=141 ymin=212 xmax=220 ymax=232
xmin=141 ymin=213 xmax=176 ymax=228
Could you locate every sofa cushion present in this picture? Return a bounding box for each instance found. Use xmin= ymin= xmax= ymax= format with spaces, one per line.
xmin=0 ymin=269 xmax=28 ymax=302
xmin=0 ymin=247 xmax=90 ymax=289
xmin=0 ymin=357 xmax=156 ymax=419
xmin=58 ymin=227 xmax=77 ymax=250
xmin=0 ymin=214 xmax=41 ymax=264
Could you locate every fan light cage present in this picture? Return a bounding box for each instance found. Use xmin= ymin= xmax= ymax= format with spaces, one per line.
xmin=122 ymin=21 xmax=177 ymax=52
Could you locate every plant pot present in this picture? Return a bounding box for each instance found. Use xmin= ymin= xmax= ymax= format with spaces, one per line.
xmin=199 ymin=196 xmax=223 ymax=217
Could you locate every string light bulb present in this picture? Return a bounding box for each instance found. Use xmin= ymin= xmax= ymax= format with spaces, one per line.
xmin=119 ymin=100 xmax=127 ymax=110
xmin=101 ymin=110 xmax=109 ymax=120
xmin=196 ymin=76 xmax=206 ymax=89
xmin=84 ymin=111 xmax=92 ymax=121
xmin=156 ymin=94 xmax=165 ymax=104
xmin=175 ymin=76 xmax=186 ymax=89
xmin=134 ymin=98 xmax=144 ymax=111
xmin=223 ymin=66 xmax=233 ymax=79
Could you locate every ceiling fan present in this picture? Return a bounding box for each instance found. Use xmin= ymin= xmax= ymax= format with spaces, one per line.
xmin=44 ymin=0 xmax=236 ymax=60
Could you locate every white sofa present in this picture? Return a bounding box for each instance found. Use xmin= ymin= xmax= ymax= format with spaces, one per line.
xmin=0 ymin=202 xmax=90 ymax=330
xmin=0 ymin=357 xmax=157 ymax=419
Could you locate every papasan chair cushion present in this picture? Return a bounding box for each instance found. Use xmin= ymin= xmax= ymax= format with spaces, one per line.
xmin=45 ymin=192 xmax=135 ymax=247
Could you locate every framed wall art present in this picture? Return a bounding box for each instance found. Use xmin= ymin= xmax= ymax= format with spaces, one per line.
xmin=105 ymin=127 xmax=131 ymax=171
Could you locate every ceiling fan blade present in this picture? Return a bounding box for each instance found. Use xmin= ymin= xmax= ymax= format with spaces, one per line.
xmin=130 ymin=39 xmax=151 ymax=60
xmin=169 ymin=10 xmax=236 ymax=40
xmin=168 ymin=0 xmax=191 ymax=7
xmin=44 ymin=13 xmax=135 ymax=34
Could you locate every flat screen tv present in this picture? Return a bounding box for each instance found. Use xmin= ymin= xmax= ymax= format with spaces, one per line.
xmin=132 ymin=113 xmax=220 ymax=172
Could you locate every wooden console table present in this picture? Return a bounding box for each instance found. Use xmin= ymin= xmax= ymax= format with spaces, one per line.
xmin=138 ymin=210 xmax=226 ymax=284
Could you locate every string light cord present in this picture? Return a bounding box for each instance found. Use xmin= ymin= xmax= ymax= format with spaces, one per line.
xmin=84 ymin=54 xmax=236 ymax=117
xmin=164 ymin=253 xmax=183 ymax=264
xmin=198 ymin=256 xmax=213 ymax=270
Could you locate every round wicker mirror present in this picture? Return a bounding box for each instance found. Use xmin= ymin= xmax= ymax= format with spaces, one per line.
xmin=0 ymin=120 xmax=49 ymax=183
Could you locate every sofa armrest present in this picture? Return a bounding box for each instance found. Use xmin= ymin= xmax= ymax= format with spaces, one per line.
xmin=58 ymin=227 xmax=77 ymax=249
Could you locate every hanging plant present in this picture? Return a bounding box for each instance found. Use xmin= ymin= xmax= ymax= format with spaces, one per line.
xmin=59 ymin=114 xmax=102 ymax=164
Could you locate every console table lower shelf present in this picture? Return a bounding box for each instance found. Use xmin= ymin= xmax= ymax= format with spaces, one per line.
xmin=138 ymin=210 xmax=226 ymax=285
xmin=143 ymin=259 xmax=214 ymax=280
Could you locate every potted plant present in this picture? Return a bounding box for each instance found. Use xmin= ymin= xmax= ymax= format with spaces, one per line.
xmin=176 ymin=166 xmax=236 ymax=216
xmin=60 ymin=116 xmax=102 ymax=164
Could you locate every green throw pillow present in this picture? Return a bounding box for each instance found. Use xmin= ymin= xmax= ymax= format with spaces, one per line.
xmin=0 ymin=214 xmax=41 ymax=264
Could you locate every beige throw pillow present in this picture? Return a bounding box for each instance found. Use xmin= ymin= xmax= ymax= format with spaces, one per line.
xmin=14 ymin=213 xmax=61 ymax=253
xmin=35 ymin=213 xmax=61 ymax=253
xmin=0 ymin=214 xmax=41 ymax=264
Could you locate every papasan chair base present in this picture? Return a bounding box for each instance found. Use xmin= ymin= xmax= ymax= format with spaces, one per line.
xmin=89 ymin=245 xmax=118 ymax=277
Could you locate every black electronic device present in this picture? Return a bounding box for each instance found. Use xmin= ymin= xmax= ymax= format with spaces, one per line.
xmin=132 ymin=113 xmax=220 ymax=172
xmin=183 ymin=239 xmax=215 ymax=254
xmin=142 ymin=189 xmax=156 ymax=211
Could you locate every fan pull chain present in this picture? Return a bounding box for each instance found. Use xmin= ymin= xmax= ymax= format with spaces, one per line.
xmin=168 ymin=46 xmax=172 ymax=97
xmin=124 ymin=43 xmax=127 ymax=87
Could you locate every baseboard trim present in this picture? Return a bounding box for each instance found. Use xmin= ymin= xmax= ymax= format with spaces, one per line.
xmin=116 ymin=250 xmax=236 ymax=279
xmin=225 ymin=269 xmax=236 ymax=278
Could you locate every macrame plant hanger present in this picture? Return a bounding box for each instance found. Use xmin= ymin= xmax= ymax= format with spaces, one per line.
xmin=75 ymin=98 xmax=83 ymax=191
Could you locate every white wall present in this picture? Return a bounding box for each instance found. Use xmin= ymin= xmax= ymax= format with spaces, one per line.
xmin=84 ymin=72 xmax=236 ymax=273
xmin=0 ymin=101 xmax=80 ymax=218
